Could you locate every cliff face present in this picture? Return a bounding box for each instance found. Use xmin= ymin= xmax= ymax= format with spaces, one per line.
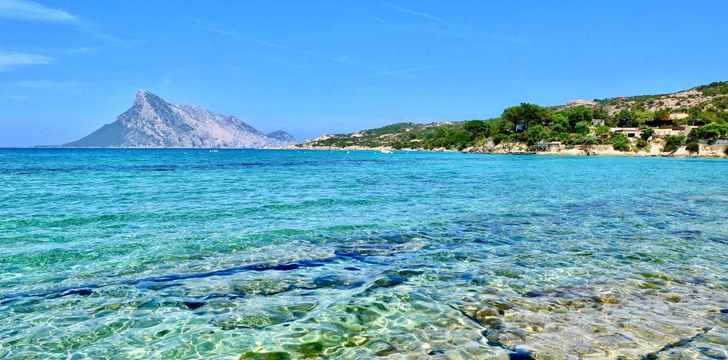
xmin=64 ymin=90 xmax=295 ymax=148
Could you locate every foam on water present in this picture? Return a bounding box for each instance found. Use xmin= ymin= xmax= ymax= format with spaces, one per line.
xmin=0 ymin=149 xmax=726 ymax=359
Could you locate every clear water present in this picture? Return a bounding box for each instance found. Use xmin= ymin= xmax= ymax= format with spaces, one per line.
xmin=0 ymin=149 xmax=726 ymax=359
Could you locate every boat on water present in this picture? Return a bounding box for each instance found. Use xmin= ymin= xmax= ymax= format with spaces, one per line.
xmin=380 ymin=149 xmax=394 ymax=154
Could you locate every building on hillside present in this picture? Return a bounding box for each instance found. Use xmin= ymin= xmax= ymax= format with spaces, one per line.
xmin=653 ymin=126 xmax=695 ymax=137
xmin=610 ymin=127 xmax=643 ymax=138
xmin=591 ymin=118 xmax=605 ymax=126
xmin=547 ymin=141 xmax=563 ymax=152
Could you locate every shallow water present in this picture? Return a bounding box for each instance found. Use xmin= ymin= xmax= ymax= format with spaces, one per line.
xmin=0 ymin=149 xmax=726 ymax=359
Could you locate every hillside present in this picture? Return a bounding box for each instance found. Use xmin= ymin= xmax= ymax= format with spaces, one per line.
xmin=301 ymin=81 xmax=728 ymax=153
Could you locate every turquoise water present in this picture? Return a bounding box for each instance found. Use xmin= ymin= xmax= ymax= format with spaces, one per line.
xmin=0 ymin=149 xmax=727 ymax=359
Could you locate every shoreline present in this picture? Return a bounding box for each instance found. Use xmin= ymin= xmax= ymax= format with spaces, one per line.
xmin=4 ymin=145 xmax=726 ymax=158
xmin=286 ymin=144 xmax=728 ymax=158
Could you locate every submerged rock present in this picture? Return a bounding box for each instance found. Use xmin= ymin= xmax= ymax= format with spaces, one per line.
xmin=239 ymin=351 xmax=292 ymax=360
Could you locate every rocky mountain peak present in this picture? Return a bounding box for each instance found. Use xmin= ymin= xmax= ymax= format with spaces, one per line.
xmin=134 ymin=89 xmax=152 ymax=103
xmin=63 ymin=90 xmax=296 ymax=148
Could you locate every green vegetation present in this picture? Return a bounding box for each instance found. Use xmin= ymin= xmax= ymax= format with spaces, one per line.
xmin=696 ymin=81 xmax=728 ymax=96
xmin=611 ymin=133 xmax=631 ymax=151
xmin=689 ymin=122 xmax=728 ymax=141
xmin=574 ymin=121 xmax=590 ymax=134
xmin=686 ymin=142 xmax=700 ymax=153
xmin=616 ymin=109 xmax=639 ymax=127
xmin=635 ymin=138 xmax=650 ymax=150
xmin=641 ymin=128 xmax=654 ymax=140
xmin=663 ymin=135 xmax=686 ymax=152
xmin=302 ymin=81 xmax=728 ymax=153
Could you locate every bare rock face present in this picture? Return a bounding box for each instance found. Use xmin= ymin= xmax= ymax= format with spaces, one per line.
xmin=64 ymin=90 xmax=296 ymax=148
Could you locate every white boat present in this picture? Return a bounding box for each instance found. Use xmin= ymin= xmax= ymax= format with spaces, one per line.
xmin=380 ymin=149 xmax=394 ymax=154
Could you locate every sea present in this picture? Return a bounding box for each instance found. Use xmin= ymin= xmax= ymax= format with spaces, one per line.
xmin=0 ymin=149 xmax=726 ymax=359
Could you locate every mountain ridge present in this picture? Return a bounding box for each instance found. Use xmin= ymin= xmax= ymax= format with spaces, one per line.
xmin=63 ymin=90 xmax=296 ymax=148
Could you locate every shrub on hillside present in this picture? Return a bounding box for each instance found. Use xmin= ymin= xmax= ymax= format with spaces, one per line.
xmin=689 ymin=122 xmax=728 ymax=141
xmin=663 ymin=135 xmax=686 ymax=152
xmin=610 ymin=133 xmax=631 ymax=151
xmin=492 ymin=133 xmax=507 ymax=145
xmin=525 ymin=125 xmax=548 ymax=145
xmin=635 ymin=138 xmax=650 ymax=150
xmin=640 ymin=128 xmax=654 ymax=141
xmin=686 ymin=142 xmax=699 ymax=153
xmin=595 ymin=125 xmax=610 ymax=137
xmin=574 ymin=121 xmax=590 ymax=135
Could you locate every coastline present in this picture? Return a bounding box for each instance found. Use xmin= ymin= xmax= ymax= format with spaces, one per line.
xmin=286 ymin=143 xmax=728 ymax=158
xmin=7 ymin=145 xmax=727 ymax=158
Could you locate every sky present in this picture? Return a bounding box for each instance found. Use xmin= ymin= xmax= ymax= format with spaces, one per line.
xmin=1 ymin=0 xmax=728 ymax=146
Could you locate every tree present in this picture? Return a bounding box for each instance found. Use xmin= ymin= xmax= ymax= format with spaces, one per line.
xmin=492 ymin=133 xmax=507 ymax=145
xmin=491 ymin=119 xmax=513 ymax=136
xmin=574 ymin=121 xmax=590 ymax=135
xmin=595 ymin=125 xmax=611 ymax=137
xmin=652 ymin=109 xmax=671 ymax=126
xmin=463 ymin=120 xmax=490 ymax=139
xmin=502 ymin=103 xmax=554 ymax=132
xmin=551 ymin=113 xmax=570 ymax=134
xmin=611 ymin=133 xmax=631 ymax=151
xmin=616 ymin=109 xmax=639 ymax=127
xmin=640 ymin=128 xmax=654 ymax=141
xmin=525 ymin=125 xmax=548 ymax=145
xmin=689 ymin=123 xmax=728 ymax=141
xmin=663 ymin=135 xmax=686 ymax=152
xmin=593 ymin=106 xmax=610 ymax=122
xmin=565 ymin=106 xmax=593 ymax=129
xmin=635 ymin=138 xmax=650 ymax=150
xmin=686 ymin=142 xmax=699 ymax=153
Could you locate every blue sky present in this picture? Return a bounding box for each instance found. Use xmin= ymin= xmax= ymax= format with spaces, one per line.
xmin=1 ymin=0 xmax=727 ymax=146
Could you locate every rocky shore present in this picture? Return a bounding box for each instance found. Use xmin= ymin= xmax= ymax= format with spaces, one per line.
xmin=288 ymin=143 xmax=728 ymax=158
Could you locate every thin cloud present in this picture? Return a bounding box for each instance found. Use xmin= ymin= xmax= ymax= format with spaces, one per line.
xmin=269 ymin=58 xmax=305 ymax=72
xmin=222 ymin=64 xmax=258 ymax=77
xmin=330 ymin=64 xmax=438 ymax=82
xmin=384 ymin=4 xmax=440 ymax=21
xmin=0 ymin=52 xmax=53 ymax=71
xmin=0 ymin=80 xmax=89 ymax=88
xmin=0 ymin=80 xmax=90 ymax=101
xmin=0 ymin=0 xmax=129 ymax=46
xmin=332 ymin=55 xmax=438 ymax=79
xmin=59 ymin=46 xmax=97 ymax=55
xmin=0 ymin=0 xmax=80 ymax=23
xmin=197 ymin=19 xmax=437 ymax=80
xmin=0 ymin=92 xmax=30 ymax=101
xmin=383 ymin=3 xmax=529 ymax=45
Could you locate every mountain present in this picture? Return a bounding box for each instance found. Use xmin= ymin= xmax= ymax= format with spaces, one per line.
xmin=266 ymin=130 xmax=296 ymax=143
xmin=63 ymin=90 xmax=296 ymax=148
